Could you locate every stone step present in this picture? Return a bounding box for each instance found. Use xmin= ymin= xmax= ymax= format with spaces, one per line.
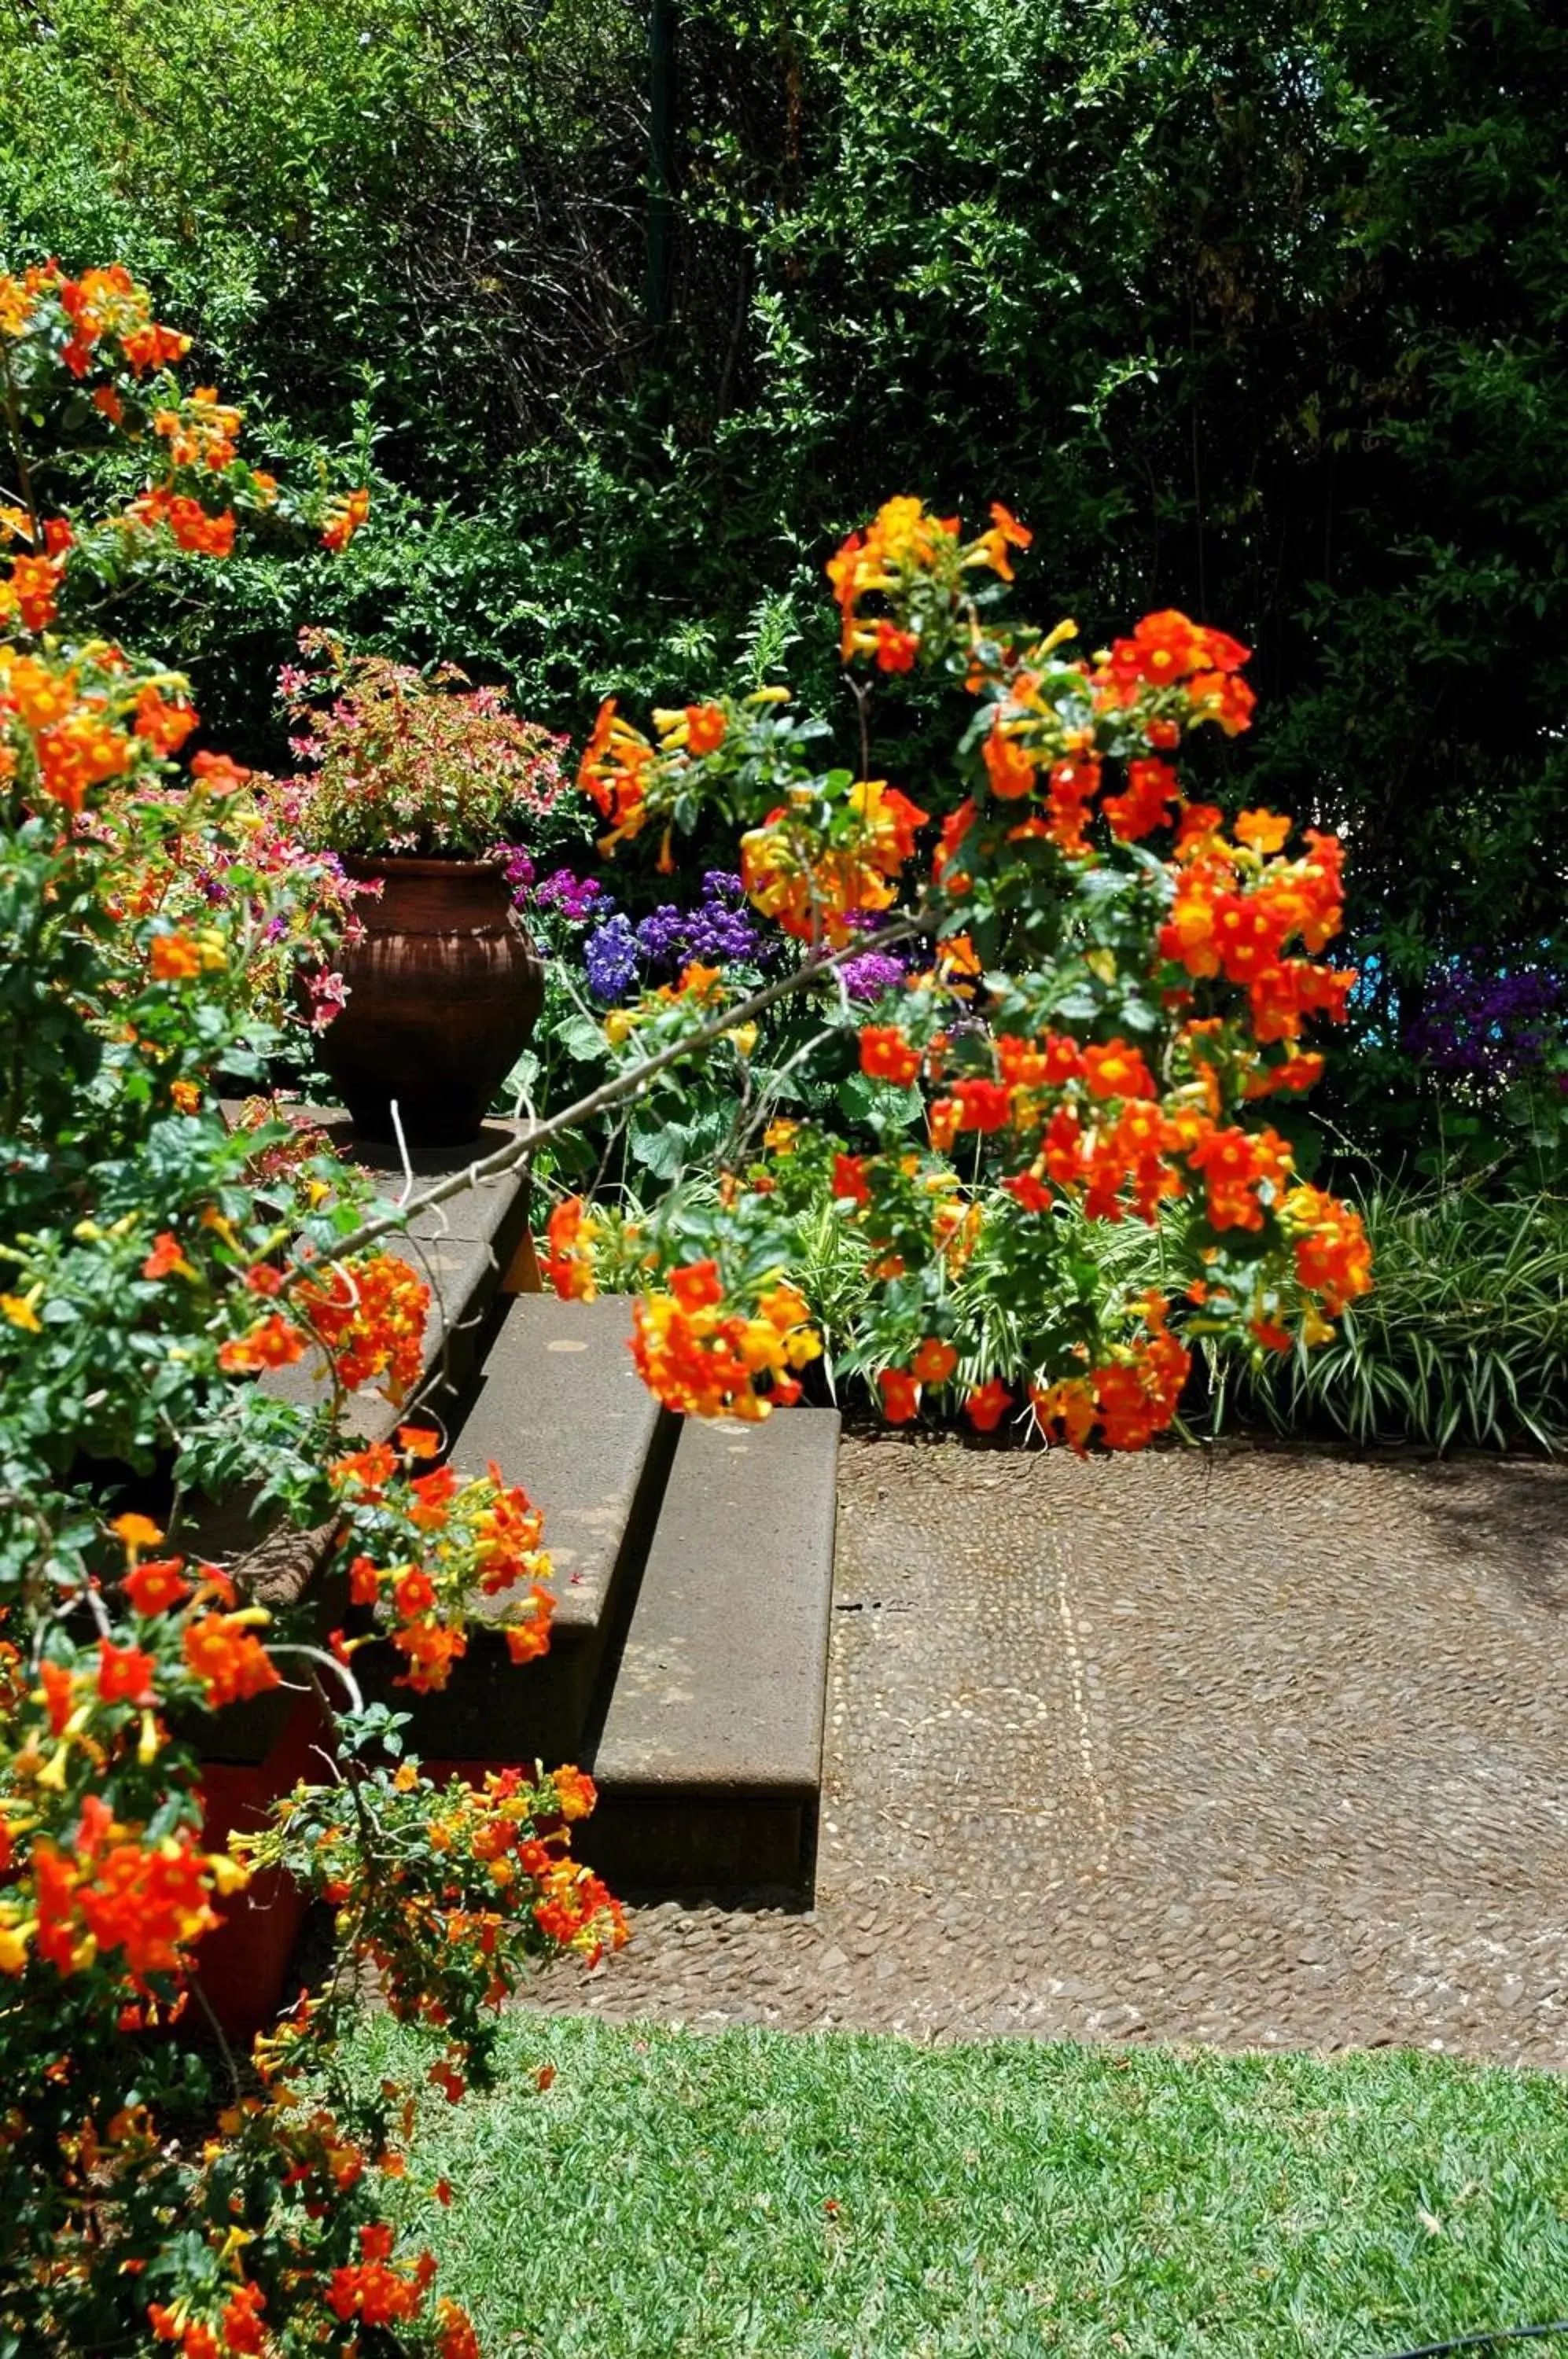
xmin=197 ymin=1119 xmax=535 ymax=1763
xmin=579 ymin=1406 xmax=840 ymax=1893
xmin=377 ymin=1294 xmax=677 ymax=1761
xmin=258 ymin=1115 xmax=536 ymax=1445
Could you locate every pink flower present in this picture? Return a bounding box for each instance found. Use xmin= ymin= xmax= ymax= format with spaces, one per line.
xmin=305 ymin=970 xmax=350 ymax=1029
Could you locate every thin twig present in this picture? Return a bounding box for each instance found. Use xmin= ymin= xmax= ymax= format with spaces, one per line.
xmin=389 ymin=1098 xmax=414 ymax=1209
xmin=272 ymin=1645 xmax=365 ymax=1715
xmin=189 ymin=1977 xmax=244 ymax=2102
xmin=307 ymin=1741 xmax=347 ymax=1786
xmin=849 ymin=675 xmax=873 ymax=789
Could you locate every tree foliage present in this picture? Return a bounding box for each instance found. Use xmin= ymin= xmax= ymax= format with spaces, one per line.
xmin=2 ymin=0 xmax=1563 ymax=1155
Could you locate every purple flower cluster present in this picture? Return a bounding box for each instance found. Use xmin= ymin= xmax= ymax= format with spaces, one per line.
xmin=536 ymin=867 xmax=608 ymax=923
xmin=581 ymin=873 xmax=768 ymax=1004
xmin=491 ymin=841 xmax=536 ymax=906
xmin=634 ymin=874 xmax=763 ymax=971
xmin=839 ymin=948 xmax=910 ymax=1002
xmin=1407 ymin=959 xmax=1564 ymax=1087
xmin=829 ymin=911 xmax=912 ymax=1002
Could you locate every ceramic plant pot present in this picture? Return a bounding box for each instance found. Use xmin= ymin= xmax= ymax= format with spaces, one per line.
xmin=196 ymin=1687 xmax=328 ymax=2041
xmin=314 ymin=855 xmax=544 ymax=1146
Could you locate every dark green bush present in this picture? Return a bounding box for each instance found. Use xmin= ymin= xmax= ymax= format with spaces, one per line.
xmin=4 ymin=0 xmax=1565 ymax=1165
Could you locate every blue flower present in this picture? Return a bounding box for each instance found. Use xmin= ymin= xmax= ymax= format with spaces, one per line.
xmin=631 ymin=881 xmax=766 ymax=974
xmin=635 ymin=904 xmax=688 ymax=968
xmin=583 ymin=912 xmax=640 ymax=1003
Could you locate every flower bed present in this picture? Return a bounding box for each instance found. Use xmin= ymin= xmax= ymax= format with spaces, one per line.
xmin=2 ymin=263 xmax=1373 ymax=2356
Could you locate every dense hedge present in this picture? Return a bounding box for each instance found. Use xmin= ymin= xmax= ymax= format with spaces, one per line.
xmin=3 ymin=0 xmax=1564 ymax=1161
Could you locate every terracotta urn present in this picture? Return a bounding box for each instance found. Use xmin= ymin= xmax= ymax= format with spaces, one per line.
xmin=314 ymin=855 xmax=544 ymax=1146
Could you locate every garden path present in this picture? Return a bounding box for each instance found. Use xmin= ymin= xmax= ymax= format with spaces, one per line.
xmin=524 ymin=1437 xmax=1568 ymax=2062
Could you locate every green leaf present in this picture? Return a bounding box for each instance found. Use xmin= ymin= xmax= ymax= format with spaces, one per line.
xmin=553 ymin=1013 xmax=611 ymax=1064
xmin=628 ymin=1116 xmax=691 ymax=1179
xmin=837 ymin=1073 xmax=924 ymax=1132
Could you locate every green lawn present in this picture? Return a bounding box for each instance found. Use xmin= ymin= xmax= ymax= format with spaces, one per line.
xmin=348 ymin=2012 xmax=1568 ymax=2357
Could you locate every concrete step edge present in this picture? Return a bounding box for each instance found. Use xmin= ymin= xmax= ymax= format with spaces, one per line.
xmin=590 ymin=1407 xmax=840 ymax=1805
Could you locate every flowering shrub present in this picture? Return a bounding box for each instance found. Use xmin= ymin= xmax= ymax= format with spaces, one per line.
xmin=0 ymin=262 xmax=348 ymax=614
xmin=328 ymin=1428 xmax=557 ymax=1691
xmin=0 ymin=267 xmax=615 ymax=2357
xmin=278 ymin=631 xmax=568 ymax=859
xmin=564 ymin=495 xmax=1373 ymax=1437
xmin=2 ymin=256 xmax=1372 ymax=2355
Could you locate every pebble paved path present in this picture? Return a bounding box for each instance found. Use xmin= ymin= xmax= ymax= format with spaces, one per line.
xmin=525 ymin=1437 xmax=1568 ymax=2061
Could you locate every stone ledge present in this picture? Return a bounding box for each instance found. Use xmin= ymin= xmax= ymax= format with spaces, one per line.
xmin=591 ymin=1408 xmax=840 ymax=1803
xmin=576 ymin=1796 xmax=808 ymax=1894
xmin=451 ymin=1294 xmax=668 ymax=1637
xmin=193 ymin=1118 xmax=532 ymax=1758
xmin=257 ymin=1117 xmax=534 ymax=1447
xmin=363 ymin=1294 xmax=677 ymax=1761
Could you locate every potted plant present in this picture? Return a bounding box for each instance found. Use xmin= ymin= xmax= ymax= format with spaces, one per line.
xmin=279 ymin=630 xmax=567 ymax=1144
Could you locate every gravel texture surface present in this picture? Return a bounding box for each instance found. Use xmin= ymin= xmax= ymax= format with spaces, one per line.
xmin=525 ymin=1437 xmax=1568 ymax=2059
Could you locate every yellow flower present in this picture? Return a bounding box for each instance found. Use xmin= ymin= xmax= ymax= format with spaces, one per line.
xmin=1235 ymin=808 xmax=1293 ymax=856
xmin=0 ymin=1919 xmax=35 ymax=1975
xmin=0 ymin=1293 xmax=41 ymax=1333
xmin=112 ymin=1511 xmax=165 ymax=1556
xmin=738 ymin=1319 xmax=786 ymax=1375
